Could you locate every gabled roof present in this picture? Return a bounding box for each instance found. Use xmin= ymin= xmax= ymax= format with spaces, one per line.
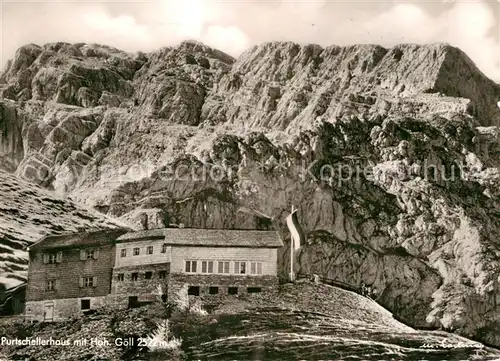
xmin=117 ymin=228 xmax=283 ymax=248
xmin=115 ymin=228 xmax=167 ymax=242
xmin=29 ymin=228 xmax=129 ymax=251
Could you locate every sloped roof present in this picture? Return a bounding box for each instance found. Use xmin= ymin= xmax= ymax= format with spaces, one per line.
xmin=115 ymin=228 xmax=167 ymax=242
xmin=29 ymin=228 xmax=129 ymax=251
xmin=117 ymin=228 xmax=283 ymax=248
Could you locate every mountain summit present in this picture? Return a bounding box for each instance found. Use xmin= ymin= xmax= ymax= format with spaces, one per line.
xmin=0 ymin=40 xmax=499 ymax=347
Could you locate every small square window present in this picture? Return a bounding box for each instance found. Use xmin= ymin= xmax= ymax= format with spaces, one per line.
xmin=84 ymin=277 xmax=94 ymax=287
xmin=81 ymin=299 xmax=91 ymax=310
xmin=80 ymin=277 xmax=96 ymax=288
xmin=120 ymin=249 xmax=127 ymax=258
xmin=133 ymin=248 xmax=140 ymax=256
xmin=209 ymin=287 xmax=219 ymax=295
xmin=188 ymin=286 xmax=200 ymax=296
xmin=235 ymin=261 xmax=246 ymax=274
xmin=247 ymin=287 xmax=262 ymax=293
xmin=131 ymin=273 xmax=139 ymax=281
xmin=117 ymin=273 xmax=124 ymax=281
xmin=87 ymin=250 xmax=95 ymax=259
xmin=145 ymin=271 xmax=152 ymax=279
xmin=46 ymin=280 xmax=55 ymax=291
xmin=201 ymin=261 xmax=213 ymax=273
xmin=128 ymin=296 xmax=138 ymax=309
xmin=218 ymin=261 xmax=230 ymax=274
xmin=158 ymin=271 xmax=167 ymax=279
xmin=161 ymin=244 xmax=168 ymax=253
xmin=147 ymin=246 xmax=153 ymax=255
xmin=228 ymin=287 xmax=238 ymax=295
xmin=185 ymin=261 xmax=197 ymax=273
xmin=250 ymin=262 xmax=263 ymax=275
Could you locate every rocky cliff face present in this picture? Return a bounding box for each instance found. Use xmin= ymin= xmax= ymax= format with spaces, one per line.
xmin=0 ymin=40 xmax=499 ymax=346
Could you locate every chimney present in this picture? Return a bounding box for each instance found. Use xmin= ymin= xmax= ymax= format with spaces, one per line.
xmin=140 ymin=213 xmax=149 ymax=230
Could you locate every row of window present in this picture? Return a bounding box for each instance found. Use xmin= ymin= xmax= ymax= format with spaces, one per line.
xmin=44 ymin=245 xmax=169 ymax=263
xmin=42 ymin=249 xmax=99 ymax=264
xmin=187 ymin=285 xmax=262 ymax=296
xmin=42 ymin=252 xmax=62 ymax=264
xmin=120 ymin=244 xmax=169 ymax=258
xmin=116 ymin=270 xmax=168 ymax=282
xmin=185 ymin=260 xmax=263 ymax=275
xmin=45 ymin=277 xmax=97 ymax=291
xmin=44 ymin=245 xmax=170 ymax=263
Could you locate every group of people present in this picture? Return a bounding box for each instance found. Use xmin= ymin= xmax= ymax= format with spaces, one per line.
xmin=360 ymin=282 xmax=378 ymax=299
xmin=307 ymin=274 xmax=379 ymax=300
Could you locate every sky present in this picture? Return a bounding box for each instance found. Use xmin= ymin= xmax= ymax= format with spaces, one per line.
xmin=1 ymin=0 xmax=500 ymax=81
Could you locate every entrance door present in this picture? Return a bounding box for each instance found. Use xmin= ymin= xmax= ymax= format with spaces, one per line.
xmin=43 ymin=303 xmax=54 ymax=321
xmin=128 ymin=296 xmax=139 ymax=309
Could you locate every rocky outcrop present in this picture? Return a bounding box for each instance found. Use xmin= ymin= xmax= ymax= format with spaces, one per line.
xmin=203 ymin=43 xmax=500 ymax=130
xmin=0 ymin=40 xmax=499 ymax=347
xmin=0 ymin=101 xmax=26 ymax=170
xmin=1 ymin=43 xmax=143 ymax=105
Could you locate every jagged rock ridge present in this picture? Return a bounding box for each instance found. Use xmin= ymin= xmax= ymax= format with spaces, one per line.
xmin=0 ymin=40 xmax=499 ymax=347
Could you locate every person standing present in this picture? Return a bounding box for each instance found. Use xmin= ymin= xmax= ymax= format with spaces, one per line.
xmin=366 ymin=285 xmax=372 ymax=299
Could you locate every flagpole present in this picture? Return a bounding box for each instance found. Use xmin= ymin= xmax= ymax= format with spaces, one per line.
xmin=286 ymin=203 xmax=305 ymax=284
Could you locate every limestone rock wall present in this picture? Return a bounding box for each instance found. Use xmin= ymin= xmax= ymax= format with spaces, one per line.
xmin=1 ymin=40 xmax=500 ymax=347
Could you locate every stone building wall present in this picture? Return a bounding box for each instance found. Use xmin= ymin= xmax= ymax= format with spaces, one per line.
xmin=25 ymin=296 xmax=108 ymax=322
xmin=167 ymin=273 xmax=279 ymax=302
xmin=104 ymin=294 xmax=130 ymax=309
xmin=111 ymin=262 xmax=170 ymax=302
